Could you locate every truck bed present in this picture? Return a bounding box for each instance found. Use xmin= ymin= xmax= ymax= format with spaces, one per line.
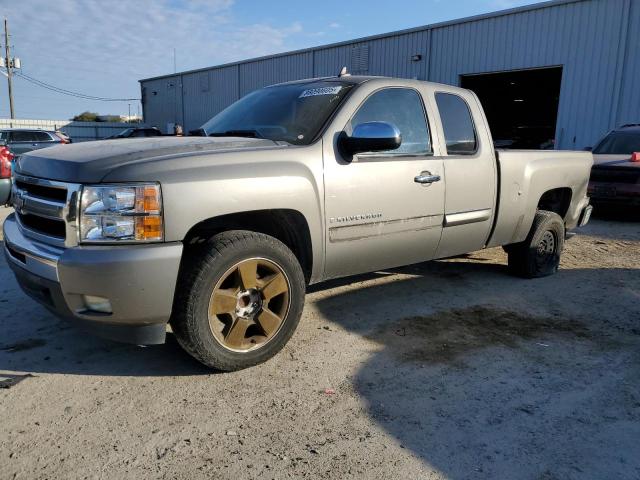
xmin=487 ymin=149 xmax=593 ymax=248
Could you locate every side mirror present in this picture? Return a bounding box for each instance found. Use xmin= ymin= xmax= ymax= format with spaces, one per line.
xmin=339 ymin=121 xmax=402 ymax=157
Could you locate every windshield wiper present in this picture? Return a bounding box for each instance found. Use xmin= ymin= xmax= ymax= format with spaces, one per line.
xmin=209 ymin=129 xmax=263 ymax=139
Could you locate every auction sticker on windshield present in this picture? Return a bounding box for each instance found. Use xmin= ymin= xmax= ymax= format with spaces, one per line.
xmin=299 ymin=86 xmax=342 ymax=98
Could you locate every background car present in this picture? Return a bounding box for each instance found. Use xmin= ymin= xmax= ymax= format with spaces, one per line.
xmin=107 ymin=127 xmax=163 ymax=139
xmin=588 ymin=124 xmax=640 ymax=207
xmin=0 ymin=141 xmax=15 ymax=205
xmin=0 ymin=128 xmax=70 ymax=157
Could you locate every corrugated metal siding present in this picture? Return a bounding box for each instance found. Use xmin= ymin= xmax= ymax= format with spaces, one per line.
xmin=239 ymin=52 xmax=314 ymax=96
xmin=366 ymin=31 xmax=430 ymax=79
xmin=141 ymin=75 xmax=183 ymax=133
xmin=616 ymin=0 xmax=640 ymax=127
xmin=141 ymin=0 xmax=636 ymax=148
xmin=182 ymin=65 xmax=239 ymax=132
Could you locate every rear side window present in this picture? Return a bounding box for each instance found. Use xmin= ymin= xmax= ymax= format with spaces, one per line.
xmin=350 ymin=88 xmax=432 ymax=155
xmin=435 ymin=93 xmax=477 ymax=155
xmin=33 ymin=131 xmax=53 ymax=142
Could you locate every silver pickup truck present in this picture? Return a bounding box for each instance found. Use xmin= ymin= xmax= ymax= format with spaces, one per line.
xmin=4 ymin=75 xmax=593 ymax=370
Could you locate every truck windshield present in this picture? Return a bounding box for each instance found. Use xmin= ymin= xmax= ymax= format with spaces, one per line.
xmin=201 ymin=81 xmax=354 ymax=145
xmin=593 ymin=132 xmax=640 ymax=155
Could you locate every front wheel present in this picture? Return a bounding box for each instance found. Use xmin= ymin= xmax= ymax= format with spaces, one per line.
xmin=506 ymin=210 xmax=565 ymax=278
xmin=171 ymin=231 xmax=306 ymax=371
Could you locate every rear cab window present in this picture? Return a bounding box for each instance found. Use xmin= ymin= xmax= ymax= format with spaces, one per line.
xmin=435 ymin=93 xmax=478 ymax=155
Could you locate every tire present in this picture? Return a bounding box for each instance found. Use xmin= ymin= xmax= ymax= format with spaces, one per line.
xmin=506 ymin=210 xmax=565 ymax=278
xmin=171 ymin=230 xmax=306 ymax=371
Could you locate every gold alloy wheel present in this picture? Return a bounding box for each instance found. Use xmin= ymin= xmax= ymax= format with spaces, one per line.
xmin=207 ymin=258 xmax=291 ymax=352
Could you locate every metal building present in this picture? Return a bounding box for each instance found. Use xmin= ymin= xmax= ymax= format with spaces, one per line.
xmin=139 ymin=0 xmax=639 ymax=150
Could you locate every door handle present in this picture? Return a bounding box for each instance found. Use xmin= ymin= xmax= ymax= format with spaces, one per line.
xmin=414 ymin=171 xmax=441 ymax=184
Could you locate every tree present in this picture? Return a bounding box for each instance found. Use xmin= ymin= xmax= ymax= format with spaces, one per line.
xmin=72 ymin=111 xmax=99 ymax=122
xmin=100 ymin=115 xmax=124 ymax=123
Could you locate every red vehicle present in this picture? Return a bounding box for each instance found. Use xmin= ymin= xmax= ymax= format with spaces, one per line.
xmin=588 ymin=125 xmax=640 ymax=207
xmin=0 ymin=143 xmax=15 ymax=205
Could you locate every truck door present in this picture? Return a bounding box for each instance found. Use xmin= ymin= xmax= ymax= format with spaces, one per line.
xmin=323 ymin=86 xmax=445 ymax=279
xmin=430 ymin=91 xmax=497 ymax=259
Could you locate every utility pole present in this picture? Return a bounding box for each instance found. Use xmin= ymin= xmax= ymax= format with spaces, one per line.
xmin=4 ymin=18 xmax=15 ymax=119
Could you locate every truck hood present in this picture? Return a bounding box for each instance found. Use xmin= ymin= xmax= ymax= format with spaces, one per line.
xmin=15 ymin=136 xmax=285 ymax=183
xmin=592 ymin=154 xmax=640 ymax=169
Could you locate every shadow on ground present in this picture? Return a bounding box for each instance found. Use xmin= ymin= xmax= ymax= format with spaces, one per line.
xmin=1 ymin=220 xmax=640 ymax=477
xmin=313 ymin=259 xmax=640 ymax=479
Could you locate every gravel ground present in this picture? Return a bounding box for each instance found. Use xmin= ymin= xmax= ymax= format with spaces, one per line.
xmin=1 ymin=207 xmax=639 ymax=480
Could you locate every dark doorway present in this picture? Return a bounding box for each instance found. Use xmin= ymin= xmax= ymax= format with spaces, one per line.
xmin=461 ymin=67 xmax=562 ymax=150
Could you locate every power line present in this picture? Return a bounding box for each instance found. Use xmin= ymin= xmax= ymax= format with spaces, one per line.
xmin=12 ymin=70 xmax=140 ymax=102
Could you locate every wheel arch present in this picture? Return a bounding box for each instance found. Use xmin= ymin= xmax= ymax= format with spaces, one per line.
xmin=537 ymin=187 xmax=573 ymax=220
xmin=182 ymin=209 xmax=314 ymax=284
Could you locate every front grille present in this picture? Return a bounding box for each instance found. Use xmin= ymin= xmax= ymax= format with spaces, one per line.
xmin=14 ymin=179 xmax=67 ymax=202
xmin=18 ymin=213 xmax=66 ymax=238
xmin=590 ymin=167 xmax=640 ymax=184
xmin=12 ymin=174 xmax=81 ymax=247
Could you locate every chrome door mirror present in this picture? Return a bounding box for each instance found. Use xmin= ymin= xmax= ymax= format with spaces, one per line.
xmin=339 ymin=121 xmax=402 ymax=157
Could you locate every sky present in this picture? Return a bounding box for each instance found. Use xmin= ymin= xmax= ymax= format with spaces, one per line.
xmin=0 ymin=0 xmax=545 ymax=120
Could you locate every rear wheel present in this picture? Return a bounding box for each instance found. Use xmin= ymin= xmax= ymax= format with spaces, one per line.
xmin=171 ymin=230 xmax=306 ymax=371
xmin=506 ymin=210 xmax=565 ymax=278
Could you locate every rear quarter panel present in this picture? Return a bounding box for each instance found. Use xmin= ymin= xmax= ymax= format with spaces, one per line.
xmin=487 ymin=150 xmax=592 ymax=247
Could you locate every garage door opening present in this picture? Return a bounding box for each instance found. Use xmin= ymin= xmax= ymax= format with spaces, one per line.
xmin=461 ymin=67 xmax=562 ymax=150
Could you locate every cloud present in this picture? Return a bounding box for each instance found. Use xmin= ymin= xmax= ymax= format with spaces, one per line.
xmin=328 ymin=22 xmax=341 ymax=29
xmin=0 ymin=0 xmax=306 ymax=118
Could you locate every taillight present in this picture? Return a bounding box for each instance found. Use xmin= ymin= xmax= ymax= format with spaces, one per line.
xmin=631 ymin=152 xmax=640 ymax=163
xmin=57 ymin=134 xmax=70 ymax=144
xmin=0 ymin=146 xmax=14 ymax=178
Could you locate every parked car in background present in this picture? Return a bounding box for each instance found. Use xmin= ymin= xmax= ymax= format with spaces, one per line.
xmin=107 ymin=127 xmax=163 ymax=139
xmin=0 ymin=141 xmax=15 ymax=205
xmin=0 ymin=128 xmax=70 ymax=157
xmin=55 ymin=130 xmax=73 ymax=144
xmin=588 ymin=124 xmax=640 ymax=207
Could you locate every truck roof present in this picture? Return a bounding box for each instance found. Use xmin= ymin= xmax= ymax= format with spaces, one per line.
xmin=269 ymin=75 xmax=469 ymax=94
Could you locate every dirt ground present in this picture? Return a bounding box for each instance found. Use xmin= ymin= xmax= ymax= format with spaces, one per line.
xmin=1 ymin=206 xmax=639 ymax=480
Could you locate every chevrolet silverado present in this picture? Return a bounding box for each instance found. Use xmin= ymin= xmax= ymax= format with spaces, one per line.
xmin=4 ymin=75 xmax=593 ymax=370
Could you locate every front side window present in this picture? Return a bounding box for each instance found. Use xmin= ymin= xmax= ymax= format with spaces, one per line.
xmin=349 ymin=88 xmax=432 ymax=155
xmin=435 ymin=93 xmax=478 ymax=155
xmin=202 ymin=81 xmax=354 ymax=145
xmin=9 ymin=131 xmax=37 ymax=142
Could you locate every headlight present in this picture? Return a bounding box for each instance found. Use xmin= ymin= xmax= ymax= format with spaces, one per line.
xmin=79 ymin=184 xmax=163 ymax=243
